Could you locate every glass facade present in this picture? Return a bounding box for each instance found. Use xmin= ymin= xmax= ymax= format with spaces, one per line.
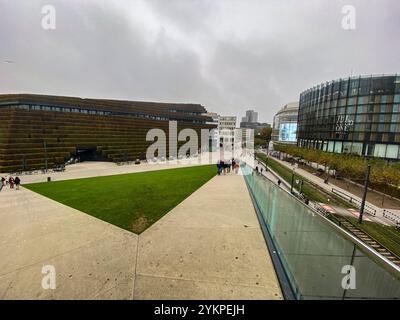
xmin=298 ymin=75 xmax=400 ymax=159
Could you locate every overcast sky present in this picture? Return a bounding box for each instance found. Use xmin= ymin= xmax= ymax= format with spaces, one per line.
xmin=1 ymin=0 xmax=399 ymax=123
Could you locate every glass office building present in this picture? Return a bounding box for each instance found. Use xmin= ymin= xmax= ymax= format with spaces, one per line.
xmin=298 ymin=75 xmax=400 ymax=159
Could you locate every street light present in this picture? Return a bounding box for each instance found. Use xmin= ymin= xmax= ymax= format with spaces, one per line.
xmin=290 ymin=168 xmax=295 ymax=194
xmin=43 ymin=140 xmax=48 ymax=172
xmin=359 ymin=164 xmax=371 ymax=224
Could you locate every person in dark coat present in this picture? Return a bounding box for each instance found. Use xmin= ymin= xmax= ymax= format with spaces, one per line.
xmin=217 ymin=161 xmax=222 ymax=175
xmin=15 ymin=176 xmax=21 ymax=190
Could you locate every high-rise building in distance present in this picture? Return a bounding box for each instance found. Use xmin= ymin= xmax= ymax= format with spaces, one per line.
xmin=241 ymin=109 xmax=258 ymax=123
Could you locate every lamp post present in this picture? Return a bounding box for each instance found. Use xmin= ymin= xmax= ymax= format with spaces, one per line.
xmin=43 ymin=140 xmax=48 ymax=173
xmin=291 ymin=168 xmax=295 ymax=194
xmin=21 ymin=155 xmax=27 ymax=171
xmin=359 ymin=164 xmax=371 ymax=224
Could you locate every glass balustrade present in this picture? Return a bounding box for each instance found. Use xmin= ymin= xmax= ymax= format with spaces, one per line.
xmin=242 ymin=164 xmax=400 ymax=299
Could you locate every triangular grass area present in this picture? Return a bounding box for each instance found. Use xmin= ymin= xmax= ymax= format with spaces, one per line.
xmin=24 ymin=165 xmax=216 ymax=234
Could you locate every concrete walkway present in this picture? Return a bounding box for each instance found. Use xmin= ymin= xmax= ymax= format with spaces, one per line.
xmin=134 ymin=173 xmax=282 ymax=299
xmin=0 ymin=185 xmax=137 ymax=299
xmin=0 ymin=165 xmax=282 ymax=299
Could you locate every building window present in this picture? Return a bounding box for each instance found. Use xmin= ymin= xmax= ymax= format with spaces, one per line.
xmin=334 ymin=141 xmax=342 ymax=153
xmin=386 ymin=145 xmax=399 ymax=159
xmin=356 ymin=105 xmax=365 ymax=114
xmin=365 ymin=144 xmax=374 ymax=156
xmin=374 ymin=144 xmax=387 ymax=157
xmin=347 ymin=106 xmax=354 ymax=114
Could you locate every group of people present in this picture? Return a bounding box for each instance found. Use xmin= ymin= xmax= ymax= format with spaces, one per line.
xmin=217 ymin=158 xmax=240 ymax=175
xmin=0 ymin=176 xmax=21 ymax=192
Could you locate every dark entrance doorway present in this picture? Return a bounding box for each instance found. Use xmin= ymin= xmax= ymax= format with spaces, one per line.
xmin=76 ymin=147 xmax=103 ymax=162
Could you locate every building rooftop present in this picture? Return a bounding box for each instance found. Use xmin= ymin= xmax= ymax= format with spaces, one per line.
xmin=275 ymin=101 xmax=299 ymax=115
xmin=0 ymin=93 xmax=210 ymax=122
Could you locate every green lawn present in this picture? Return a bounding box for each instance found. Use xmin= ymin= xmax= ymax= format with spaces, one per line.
xmin=25 ymin=165 xmax=216 ymax=234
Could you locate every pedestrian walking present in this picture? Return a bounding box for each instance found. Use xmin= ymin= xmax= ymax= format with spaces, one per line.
xmin=234 ymin=162 xmax=239 ymax=174
xmin=15 ymin=176 xmax=21 ymax=190
xmin=9 ymin=177 xmax=14 ymax=189
xmin=217 ymin=160 xmax=222 ymax=175
xmin=277 ymin=179 xmax=281 ymax=187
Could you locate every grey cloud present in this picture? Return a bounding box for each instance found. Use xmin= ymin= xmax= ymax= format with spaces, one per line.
xmin=0 ymin=0 xmax=399 ymax=123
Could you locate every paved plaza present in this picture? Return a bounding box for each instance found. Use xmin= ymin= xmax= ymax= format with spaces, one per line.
xmin=0 ymin=162 xmax=282 ymax=299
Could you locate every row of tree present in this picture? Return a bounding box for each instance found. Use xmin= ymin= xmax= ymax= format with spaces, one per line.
xmin=273 ymin=144 xmax=400 ymax=197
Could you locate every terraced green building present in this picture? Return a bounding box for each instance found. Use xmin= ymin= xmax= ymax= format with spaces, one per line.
xmin=0 ymin=94 xmax=215 ymax=172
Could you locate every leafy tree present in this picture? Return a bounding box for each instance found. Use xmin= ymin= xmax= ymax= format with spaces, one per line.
xmin=272 ymin=143 xmax=400 ymax=197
